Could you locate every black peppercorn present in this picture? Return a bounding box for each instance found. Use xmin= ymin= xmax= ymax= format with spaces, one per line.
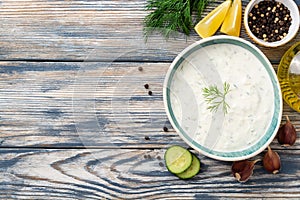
xmin=163 ymin=126 xmax=168 ymax=132
xmin=144 ymin=84 xmax=149 ymax=89
xmin=148 ymin=91 xmax=152 ymax=95
xmin=248 ymin=0 xmax=292 ymax=42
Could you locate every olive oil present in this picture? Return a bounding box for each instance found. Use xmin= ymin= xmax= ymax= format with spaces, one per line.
xmin=289 ymin=73 xmax=300 ymax=96
xmin=277 ymin=42 xmax=300 ymax=112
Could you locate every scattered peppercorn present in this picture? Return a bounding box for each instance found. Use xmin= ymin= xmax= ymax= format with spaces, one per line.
xmin=144 ymin=84 xmax=149 ymax=89
xmin=144 ymin=136 xmax=150 ymax=140
xmin=138 ymin=66 xmax=143 ymax=71
xmin=159 ymin=162 xmax=164 ymax=167
xmin=148 ymin=91 xmax=152 ymax=95
xmin=248 ymin=0 xmax=292 ymax=42
xmin=157 ymin=156 xmax=162 ymax=160
xmin=163 ymin=126 xmax=168 ymax=132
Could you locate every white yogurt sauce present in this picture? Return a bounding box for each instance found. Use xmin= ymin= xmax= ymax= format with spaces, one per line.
xmin=170 ymin=43 xmax=274 ymax=152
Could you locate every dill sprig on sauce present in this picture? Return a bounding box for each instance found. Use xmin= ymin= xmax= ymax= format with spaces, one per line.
xmin=144 ymin=0 xmax=210 ymax=39
xmin=202 ymin=82 xmax=231 ymax=114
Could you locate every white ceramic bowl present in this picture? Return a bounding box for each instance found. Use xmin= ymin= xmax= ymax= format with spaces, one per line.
xmin=244 ymin=0 xmax=300 ymax=47
xmin=163 ymin=36 xmax=282 ymax=161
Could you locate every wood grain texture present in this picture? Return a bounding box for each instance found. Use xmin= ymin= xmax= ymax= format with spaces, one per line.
xmin=0 ymin=0 xmax=300 ymax=199
xmin=0 ymin=0 xmax=299 ymax=62
xmin=0 ymin=62 xmax=300 ymax=149
xmin=1 ymin=148 xmax=300 ymax=199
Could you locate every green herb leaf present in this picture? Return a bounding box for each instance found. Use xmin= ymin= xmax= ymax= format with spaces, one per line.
xmin=202 ymin=82 xmax=231 ymax=114
xmin=191 ymin=0 xmax=210 ymax=21
xmin=144 ymin=0 xmax=210 ymax=39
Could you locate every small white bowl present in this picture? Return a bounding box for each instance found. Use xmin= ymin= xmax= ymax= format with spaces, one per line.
xmin=244 ymin=0 xmax=300 ymax=47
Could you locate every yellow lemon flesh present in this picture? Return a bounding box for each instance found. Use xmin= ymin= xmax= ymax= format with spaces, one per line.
xmin=194 ymin=0 xmax=232 ymax=38
xmin=220 ymin=0 xmax=242 ymax=36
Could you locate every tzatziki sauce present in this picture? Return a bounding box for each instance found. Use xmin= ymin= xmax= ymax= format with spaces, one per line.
xmin=169 ymin=43 xmax=275 ymax=153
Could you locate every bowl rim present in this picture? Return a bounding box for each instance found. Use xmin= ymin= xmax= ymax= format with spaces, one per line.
xmin=244 ymin=0 xmax=300 ymax=47
xmin=163 ymin=35 xmax=283 ymax=161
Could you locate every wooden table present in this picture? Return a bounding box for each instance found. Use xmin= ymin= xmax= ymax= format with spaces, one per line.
xmin=0 ymin=0 xmax=299 ymax=199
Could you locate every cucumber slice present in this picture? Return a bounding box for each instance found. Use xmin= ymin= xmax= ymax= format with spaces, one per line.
xmin=176 ymin=154 xmax=201 ymax=179
xmin=164 ymin=145 xmax=192 ymax=174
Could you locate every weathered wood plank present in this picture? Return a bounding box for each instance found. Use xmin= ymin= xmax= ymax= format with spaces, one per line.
xmin=0 ymin=0 xmax=299 ymax=62
xmin=0 ymin=62 xmax=300 ymax=148
xmin=0 ymin=1 xmax=299 ymax=199
xmin=1 ymin=148 xmax=300 ymax=199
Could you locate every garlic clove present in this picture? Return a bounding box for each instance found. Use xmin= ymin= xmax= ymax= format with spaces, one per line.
xmin=277 ymin=115 xmax=297 ymax=147
xmin=232 ymin=159 xmax=259 ymax=183
xmin=263 ymin=146 xmax=281 ymax=174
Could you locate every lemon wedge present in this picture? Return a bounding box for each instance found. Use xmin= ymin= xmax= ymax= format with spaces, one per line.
xmin=220 ymin=0 xmax=242 ymax=36
xmin=194 ymin=0 xmax=232 ymax=38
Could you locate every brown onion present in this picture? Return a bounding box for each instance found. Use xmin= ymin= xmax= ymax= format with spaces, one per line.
xmin=232 ymin=159 xmax=260 ymax=183
xmin=263 ymin=146 xmax=281 ymax=174
xmin=277 ymin=115 xmax=297 ymax=147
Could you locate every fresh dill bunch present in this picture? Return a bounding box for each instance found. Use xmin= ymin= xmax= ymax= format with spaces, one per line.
xmin=144 ymin=0 xmax=210 ymax=39
xmin=202 ymin=82 xmax=231 ymax=114
xmin=191 ymin=0 xmax=210 ymax=21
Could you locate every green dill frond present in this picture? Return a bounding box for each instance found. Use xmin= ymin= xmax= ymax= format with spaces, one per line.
xmin=144 ymin=0 xmax=211 ymax=39
xmin=202 ymin=82 xmax=231 ymax=115
xmin=191 ymin=0 xmax=210 ymax=21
